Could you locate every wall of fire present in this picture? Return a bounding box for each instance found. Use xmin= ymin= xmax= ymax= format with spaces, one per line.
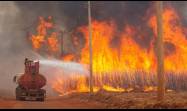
xmin=8 ymin=1 xmax=187 ymax=94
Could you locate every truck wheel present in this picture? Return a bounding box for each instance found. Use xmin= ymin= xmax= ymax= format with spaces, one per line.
xmin=19 ymin=97 xmax=25 ymax=101
xmin=16 ymin=96 xmax=19 ymax=100
xmin=37 ymin=98 xmax=44 ymax=102
xmin=40 ymin=98 xmax=44 ymax=101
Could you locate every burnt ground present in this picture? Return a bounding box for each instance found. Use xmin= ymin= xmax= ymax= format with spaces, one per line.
xmin=0 ymin=91 xmax=187 ymax=109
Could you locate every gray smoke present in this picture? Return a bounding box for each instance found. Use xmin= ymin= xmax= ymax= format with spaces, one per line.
xmin=0 ymin=1 xmax=34 ymax=97
xmin=0 ymin=1 xmax=69 ymax=97
xmin=0 ymin=1 xmax=87 ymax=97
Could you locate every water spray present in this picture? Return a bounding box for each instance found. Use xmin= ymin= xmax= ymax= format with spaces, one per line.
xmin=40 ymin=59 xmax=89 ymax=76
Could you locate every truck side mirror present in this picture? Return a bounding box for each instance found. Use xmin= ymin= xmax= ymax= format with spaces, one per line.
xmin=13 ymin=76 xmax=17 ymax=83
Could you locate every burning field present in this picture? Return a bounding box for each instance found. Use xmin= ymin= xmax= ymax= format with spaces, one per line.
xmin=1 ymin=1 xmax=187 ymax=109
xmin=28 ymin=2 xmax=187 ymax=95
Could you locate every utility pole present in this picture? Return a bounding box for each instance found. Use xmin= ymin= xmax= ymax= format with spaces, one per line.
xmin=156 ymin=1 xmax=165 ymax=101
xmin=60 ymin=30 xmax=64 ymax=58
xmin=88 ymin=1 xmax=94 ymax=94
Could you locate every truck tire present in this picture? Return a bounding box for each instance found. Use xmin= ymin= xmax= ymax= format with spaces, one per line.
xmin=19 ymin=97 xmax=25 ymax=101
xmin=16 ymin=96 xmax=19 ymax=100
xmin=16 ymin=86 xmax=26 ymax=101
xmin=41 ymin=98 xmax=44 ymax=102
xmin=16 ymin=96 xmax=24 ymax=101
xmin=37 ymin=98 xmax=44 ymax=102
xmin=16 ymin=87 xmax=20 ymax=100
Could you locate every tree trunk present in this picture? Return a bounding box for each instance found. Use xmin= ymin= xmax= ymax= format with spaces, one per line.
xmin=156 ymin=1 xmax=165 ymax=101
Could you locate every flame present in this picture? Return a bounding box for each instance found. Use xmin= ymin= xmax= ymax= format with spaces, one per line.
xmin=144 ymin=86 xmax=157 ymax=92
xmin=30 ymin=16 xmax=59 ymax=53
xmin=47 ymin=32 xmax=58 ymax=52
xmin=30 ymin=6 xmax=187 ymax=95
xmin=52 ymin=74 xmax=100 ymax=94
xmin=31 ymin=34 xmax=45 ymax=49
xmin=62 ymin=54 xmax=75 ymax=61
xmin=143 ymin=86 xmax=173 ymax=92
xmin=149 ymin=7 xmax=187 ymax=72
xmin=77 ymin=6 xmax=187 ymax=74
xmin=78 ymin=21 xmax=155 ymax=73
xmin=102 ymin=85 xmax=125 ymax=92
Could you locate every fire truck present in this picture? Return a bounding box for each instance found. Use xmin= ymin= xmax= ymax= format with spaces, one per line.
xmin=13 ymin=58 xmax=46 ymax=101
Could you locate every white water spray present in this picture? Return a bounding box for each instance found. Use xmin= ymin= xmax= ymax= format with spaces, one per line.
xmin=40 ymin=59 xmax=89 ymax=76
xmin=38 ymin=58 xmax=89 ymax=96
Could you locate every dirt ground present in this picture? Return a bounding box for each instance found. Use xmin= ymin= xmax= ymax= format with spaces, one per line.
xmin=0 ymin=96 xmax=106 ymax=109
xmin=0 ymin=91 xmax=187 ymax=109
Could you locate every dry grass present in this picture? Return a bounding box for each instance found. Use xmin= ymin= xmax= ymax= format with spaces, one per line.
xmin=66 ymin=91 xmax=187 ymax=109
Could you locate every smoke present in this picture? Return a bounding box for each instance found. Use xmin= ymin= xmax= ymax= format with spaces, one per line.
xmin=0 ymin=1 xmax=33 ymax=97
xmin=0 ymin=1 xmax=69 ymax=97
xmin=0 ymin=1 xmax=87 ymax=97
xmin=168 ymin=1 xmax=187 ymax=27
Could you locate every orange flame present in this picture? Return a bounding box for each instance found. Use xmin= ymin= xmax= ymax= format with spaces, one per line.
xmin=47 ymin=32 xmax=59 ymax=52
xmin=149 ymin=7 xmax=187 ymax=72
xmin=30 ymin=6 xmax=187 ymax=95
xmin=78 ymin=20 xmax=156 ymax=73
xmin=30 ymin=16 xmax=59 ymax=53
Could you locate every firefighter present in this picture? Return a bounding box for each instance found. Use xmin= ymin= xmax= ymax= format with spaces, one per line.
xmin=24 ymin=58 xmax=28 ymax=65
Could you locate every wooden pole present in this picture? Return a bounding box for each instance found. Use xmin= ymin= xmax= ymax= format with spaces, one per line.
xmin=60 ymin=31 xmax=63 ymax=57
xmin=88 ymin=1 xmax=94 ymax=94
xmin=156 ymin=1 xmax=165 ymax=101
